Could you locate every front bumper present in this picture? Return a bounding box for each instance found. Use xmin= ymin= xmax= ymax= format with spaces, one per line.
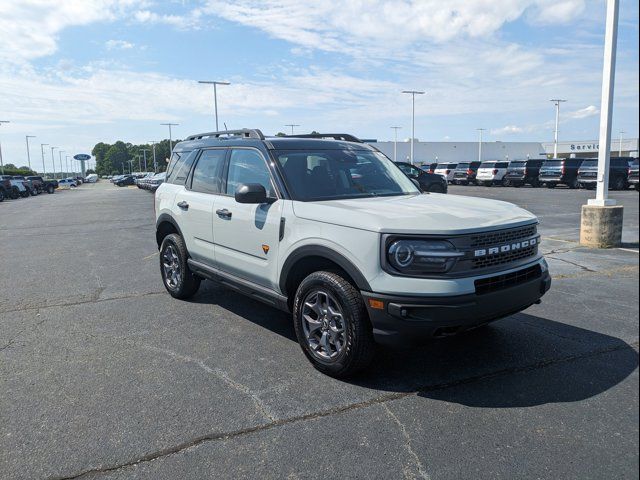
xmin=362 ymin=264 xmax=551 ymax=347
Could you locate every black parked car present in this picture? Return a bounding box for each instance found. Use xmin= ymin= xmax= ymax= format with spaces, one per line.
xmin=503 ymin=159 xmax=545 ymax=187
xmin=452 ymin=161 xmax=481 ymax=185
xmin=114 ymin=175 xmax=135 ymax=187
xmin=539 ymin=158 xmax=585 ymax=189
xmin=628 ymin=159 xmax=639 ymax=191
xmin=395 ymin=162 xmax=448 ymax=193
xmin=26 ymin=176 xmax=57 ymax=194
xmin=12 ymin=176 xmax=38 ymax=196
xmin=578 ymin=157 xmax=634 ymax=190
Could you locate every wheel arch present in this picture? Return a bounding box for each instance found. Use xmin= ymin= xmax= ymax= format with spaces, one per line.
xmin=280 ymin=245 xmax=371 ymax=306
xmin=155 ymin=214 xmax=183 ymax=249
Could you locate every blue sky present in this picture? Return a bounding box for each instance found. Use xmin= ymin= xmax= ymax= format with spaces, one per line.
xmin=0 ymin=0 xmax=638 ymax=170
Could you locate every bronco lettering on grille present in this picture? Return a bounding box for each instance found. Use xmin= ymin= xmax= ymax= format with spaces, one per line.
xmin=474 ymin=237 xmax=538 ymax=258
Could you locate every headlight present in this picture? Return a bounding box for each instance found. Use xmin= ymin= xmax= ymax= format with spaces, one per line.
xmin=387 ymin=239 xmax=463 ymax=275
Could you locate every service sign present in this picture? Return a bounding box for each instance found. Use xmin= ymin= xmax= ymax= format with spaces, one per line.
xmin=74 ymin=154 xmax=91 ymax=161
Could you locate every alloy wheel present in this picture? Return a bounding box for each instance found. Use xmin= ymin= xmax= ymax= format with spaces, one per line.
xmin=162 ymin=244 xmax=181 ymax=289
xmin=301 ymin=290 xmax=348 ymax=361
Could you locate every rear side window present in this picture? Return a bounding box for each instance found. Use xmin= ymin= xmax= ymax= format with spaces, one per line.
xmin=496 ymin=162 xmax=509 ymax=169
xmin=166 ymin=150 xmax=194 ymax=184
xmin=190 ymin=149 xmax=226 ymax=194
xmin=457 ymin=163 xmax=470 ymax=169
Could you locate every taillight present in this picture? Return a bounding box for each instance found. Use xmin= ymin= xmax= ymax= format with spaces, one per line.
xmin=492 ymin=169 xmax=498 ymax=175
xmin=561 ymin=164 xmax=566 ymax=175
xmin=446 ymin=169 xmax=451 ymax=174
xmin=524 ymin=168 xmax=528 ymax=176
xmin=467 ymin=169 xmax=473 ymax=175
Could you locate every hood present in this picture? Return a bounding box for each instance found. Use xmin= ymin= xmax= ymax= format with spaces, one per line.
xmin=292 ymin=193 xmax=537 ymax=235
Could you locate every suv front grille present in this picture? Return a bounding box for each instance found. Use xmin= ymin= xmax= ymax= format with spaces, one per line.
xmin=475 ymin=264 xmax=542 ymax=295
xmin=471 ymin=244 xmax=537 ymax=269
xmin=469 ymin=225 xmax=537 ymax=248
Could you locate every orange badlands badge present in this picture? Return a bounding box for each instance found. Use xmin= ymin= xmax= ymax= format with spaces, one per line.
xmin=262 ymin=244 xmax=270 ymax=254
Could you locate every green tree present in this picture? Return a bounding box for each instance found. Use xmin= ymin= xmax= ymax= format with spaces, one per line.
xmin=93 ymin=142 xmax=112 ymax=176
xmin=104 ymin=141 xmax=131 ymax=174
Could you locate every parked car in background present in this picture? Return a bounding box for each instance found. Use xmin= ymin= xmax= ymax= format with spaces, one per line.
xmin=433 ymin=163 xmax=458 ymax=183
xmin=12 ymin=176 xmax=38 ymax=196
xmin=503 ymin=159 xmax=545 ymax=187
xmin=476 ymin=160 xmax=510 ymax=186
xmin=58 ymin=178 xmax=78 ymax=189
xmin=452 ymin=161 xmax=481 ymax=185
xmin=0 ymin=176 xmax=12 ymax=201
xmin=74 ymin=176 xmax=84 ymax=185
xmin=539 ymin=158 xmax=584 ymax=189
xmin=0 ymin=175 xmax=29 ymax=198
xmin=115 ymin=175 xmax=136 ymax=187
xmin=135 ymin=172 xmax=154 ymax=188
xmin=421 ymin=162 xmax=438 ymax=174
xmin=146 ymin=172 xmax=166 ymax=192
xmin=85 ymin=173 xmax=99 ymax=183
xmin=395 ymin=162 xmax=448 ymax=193
xmin=628 ymin=159 xmax=639 ymax=191
xmin=577 ymin=157 xmax=634 ymax=190
xmin=26 ymin=176 xmax=57 ymax=194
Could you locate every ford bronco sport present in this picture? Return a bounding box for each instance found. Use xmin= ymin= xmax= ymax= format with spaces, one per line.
xmin=155 ymin=129 xmax=551 ymax=377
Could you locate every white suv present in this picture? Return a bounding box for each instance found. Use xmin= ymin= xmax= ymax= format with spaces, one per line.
xmin=433 ymin=162 xmax=458 ymax=183
xmin=155 ymin=130 xmax=550 ymax=377
xmin=476 ymin=160 xmax=510 ymax=186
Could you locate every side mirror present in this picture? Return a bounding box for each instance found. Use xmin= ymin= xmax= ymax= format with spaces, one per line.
xmin=235 ymin=183 xmax=273 ymax=204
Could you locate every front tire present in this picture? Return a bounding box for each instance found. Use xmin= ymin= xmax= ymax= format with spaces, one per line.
xmin=293 ymin=271 xmax=375 ymax=378
xmin=427 ymin=183 xmax=446 ymax=194
xmin=159 ymin=234 xmax=201 ymax=299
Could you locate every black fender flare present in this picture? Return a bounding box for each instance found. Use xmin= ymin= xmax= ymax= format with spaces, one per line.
xmin=279 ymin=245 xmax=371 ymax=294
xmin=155 ymin=213 xmax=184 ymax=248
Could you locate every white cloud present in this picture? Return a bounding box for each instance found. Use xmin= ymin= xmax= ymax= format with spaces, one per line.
xmin=0 ymin=0 xmax=145 ymax=63
xmin=565 ymin=105 xmax=599 ymax=119
xmin=491 ymin=125 xmax=525 ymax=135
xmin=105 ymin=39 xmax=135 ymax=50
xmin=527 ymin=0 xmax=586 ymax=25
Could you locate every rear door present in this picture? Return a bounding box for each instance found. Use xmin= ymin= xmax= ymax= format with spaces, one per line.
xmin=174 ymin=148 xmax=227 ymax=263
xmin=212 ymin=148 xmax=283 ymax=289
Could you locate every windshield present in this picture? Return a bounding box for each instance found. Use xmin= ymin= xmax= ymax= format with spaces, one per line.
xmin=456 ymin=163 xmax=470 ymax=169
xmin=479 ymin=162 xmax=496 ymax=168
xmin=273 ymin=149 xmax=419 ymax=201
xmin=580 ymin=160 xmax=598 ymax=168
xmin=510 ymin=161 xmax=526 ymax=168
xmin=543 ymin=160 xmax=563 ymax=167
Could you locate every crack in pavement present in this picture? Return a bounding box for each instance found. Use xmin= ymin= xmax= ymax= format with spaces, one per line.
xmin=382 ymin=403 xmax=430 ymax=480
xmin=140 ymin=344 xmax=278 ymax=423
xmin=51 ymin=340 xmax=638 ymax=480
xmin=546 ymin=255 xmax=597 ymax=273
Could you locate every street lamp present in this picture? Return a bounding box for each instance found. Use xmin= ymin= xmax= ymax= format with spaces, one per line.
xmin=550 ymin=99 xmax=567 ymax=158
xmin=285 ymin=124 xmax=300 ymax=135
xmin=160 ymin=123 xmax=178 ymax=157
xmin=618 ymin=130 xmax=625 ymax=156
xmin=390 ymin=126 xmax=402 ymax=162
xmin=477 ymin=128 xmax=486 ymax=163
xmin=58 ymin=150 xmax=65 ymax=178
xmin=401 ymin=90 xmax=425 ymax=165
xmin=141 ymin=149 xmax=150 ymax=171
xmin=40 ymin=144 xmax=48 ymax=177
xmin=25 ymin=135 xmax=36 ymax=170
xmin=50 ymin=146 xmax=57 ymax=179
xmin=66 ymin=156 xmax=70 ymax=177
xmin=149 ymin=141 xmax=158 ymax=173
xmin=198 ymin=80 xmax=230 ymax=131
xmin=0 ymin=120 xmax=9 ymax=175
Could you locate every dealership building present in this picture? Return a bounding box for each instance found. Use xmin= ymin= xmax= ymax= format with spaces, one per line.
xmin=368 ymin=138 xmax=638 ymax=165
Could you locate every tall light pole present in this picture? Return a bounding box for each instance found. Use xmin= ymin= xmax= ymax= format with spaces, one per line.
xmin=618 ymin=130 xmax=625 ymax=156
xmin=0 ymin=120 xmax=9 ymax=175
xmin=40 ymin=143 xmax=48 ymax=177
xmin=285 ymin=124 xmax=300 ymax=135
xmin=140 ymin=149 xmax=150 ymax=171
xmin=401 ymin=90 xmax=425 ymax=165
xmin=50 ymin=146 xmax=57 ymax=179
xmin=25 ymin=135 xmax=35 ymax=170
xmin=66 ymin=156 xmax=70 ymax=176
xmin=58 ymin=150 xmax=65 ymax=178
xmin=477 ymin=128 xmax=486 ymax=163
xmin=160 ymin=123 xmax=178 ymax=157
xmin=390 ymin=126 xmax=402 ymax=162
xmin=198 ymin=80 xmax=230 ymax=131
xmin=149 ymin=141 xmax=158 ymax=172
xmin=590 ymin=0 xmax=620 ymax=207
xmin=550 ymin=99 xmax=567 ymax=158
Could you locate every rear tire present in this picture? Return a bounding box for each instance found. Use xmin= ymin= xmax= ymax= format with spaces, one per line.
xmin=159 ymin=234 xmax=201 ymax=299
xmin=293 ymin=271 xmax=375 ymax=378
xmin=612 ymin=176 xmax=626 ymax=191
xmin=47 ymin=185 xmax=54 ymax=194
xmin=0 ymin=189 xmax=4 ymax=202
xmin=569 ymin=178 xmax=579 ymax=189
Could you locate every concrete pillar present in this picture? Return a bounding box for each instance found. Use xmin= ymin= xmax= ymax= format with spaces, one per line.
xmin=580 ymin=205 xmax=624 ymax=248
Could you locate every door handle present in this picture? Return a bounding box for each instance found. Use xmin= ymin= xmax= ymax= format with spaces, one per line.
xmin=177 ymin=201 xmax=189 ymax=210
xmin=216 ymin=208 xmax=232 ymax=219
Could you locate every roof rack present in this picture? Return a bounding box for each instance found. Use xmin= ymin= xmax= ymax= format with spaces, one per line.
xmin=186 ymin=129 xmax=265 ymax=141
xmin=284 ymin=133 xmax=363 ymax=143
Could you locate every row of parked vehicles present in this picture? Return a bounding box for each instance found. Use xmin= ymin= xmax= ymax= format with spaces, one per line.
xmin=421 ymin=157 xmax=639 ymax=191
xmin=110 ymin=172 xmax=166 ymax=191
xmin=0 ymin=175 xmax=59 ymax=202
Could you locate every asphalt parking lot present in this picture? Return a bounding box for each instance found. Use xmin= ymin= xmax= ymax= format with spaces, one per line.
xmin=1 ymin=183 xmax=638 ymax=480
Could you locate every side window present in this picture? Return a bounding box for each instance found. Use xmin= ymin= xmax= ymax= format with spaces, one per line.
xmin=397 ymin=164 xmax=410 ymax=174
xmin=191 ymin=149 xmax=226 ymax=194
xmin=226 ymin=149 xmax=275 ymax=197
xmin=166 ymin=150 xmax=195 ymax=185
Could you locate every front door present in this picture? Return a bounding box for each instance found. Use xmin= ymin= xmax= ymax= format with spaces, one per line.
xmin=212 ymin=148 xmax=282 ymax=289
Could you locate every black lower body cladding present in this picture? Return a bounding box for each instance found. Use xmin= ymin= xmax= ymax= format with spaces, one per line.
xmin=361 ymin=263 xmax=551 ymax=347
